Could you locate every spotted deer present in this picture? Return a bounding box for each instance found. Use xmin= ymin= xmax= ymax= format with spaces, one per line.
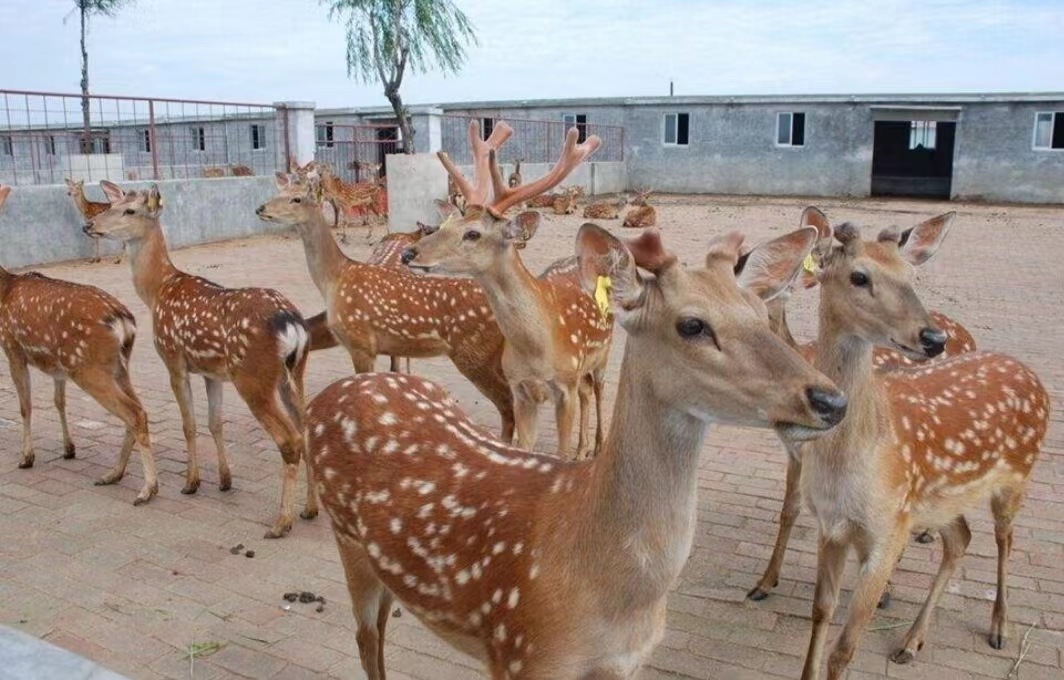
xmin=0 ymin=185 xmax=158 ymax=504
xmin=255 ymin=173 xmax=517 ymax=442
xmin=582 ymin=193 xmax=628 ymax=220
xmin=308 ymin=223 xmax=847 ymax=680
xmin=622 ymin=189 xmax=657 ymax=229
xmin=319 ymin=164 xmax=385 ymax=242
xmin=86 ymin=182 xmax=314 ymax=538
xmin=507 ymin=159 xmax=522 ymax=188
xmin=793 ymin=216 xmax=1048 ymax=680
xmin=404 ymin=124 xmax=611 ymax=458
xmin=749 ymin=207 xmax=978 ymax=602
xmin=65 ymin=178 xmax=120 ymax=263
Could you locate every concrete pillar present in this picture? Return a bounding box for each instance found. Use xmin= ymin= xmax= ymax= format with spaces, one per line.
xmin=273 ymin=101 xmax=317 ymax=171
xmin=408 ymin=107 xmax=444 ymax=153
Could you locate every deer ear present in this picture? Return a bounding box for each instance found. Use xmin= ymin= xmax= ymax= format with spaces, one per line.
xmin=735 ymin=227 xmax=818 ymax=301
xmin=705 ymin=231 xmax=746 ymax=269
xmin=434 ymin=198 xmax=461 ymax=220
xmin=576 ymin=222 xmax=644 ymax=312
xmin=146 ymin=184 xmax=163 ymax=215
xmin=899 ymin=212 xmax=953 ymax=266
xmin=100 ymin=180 xmax=125 ymax=203
xmin=274 ymin=172 xmax=291 ymax=189
xmin=502 ymin=211 xmax=541 ymax=243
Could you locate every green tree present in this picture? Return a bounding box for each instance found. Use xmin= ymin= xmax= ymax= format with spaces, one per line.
xmin=324 ymin=0 xmax=477 ymax=154
xmin=68 ymin=0 xmax=135 ymax=153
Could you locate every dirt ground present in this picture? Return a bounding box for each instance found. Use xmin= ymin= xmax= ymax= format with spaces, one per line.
xmin=0 ymin=193 xmax=1061 ymax=679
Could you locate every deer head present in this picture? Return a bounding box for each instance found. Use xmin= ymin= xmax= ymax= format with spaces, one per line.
xmin=631 ymin=189 xmax=653 ymax=207
xmin=577 ymin=223 xmax=846 ymax=438
xmin=256 ymin=172 xmax=326 ymax=229
xmin=84 ymin=181 xmax=164 ymax=242
xmin=816 ymin=213 xmax=954 ymax=360
xmin=64 ymin=178 xmax=84 ymax=197
xmin=403 ymin=126 xmax=601 ymax=273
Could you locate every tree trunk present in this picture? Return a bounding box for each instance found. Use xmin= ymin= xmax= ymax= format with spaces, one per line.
xmin=80 ymin=5 xmax=92 ymax=155
xmin=385 ymin=89 xmax=415 ymax=154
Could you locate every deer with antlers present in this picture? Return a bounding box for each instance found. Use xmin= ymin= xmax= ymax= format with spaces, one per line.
xmin=791 ymin=215 xmax=1048 ymax=679
xmin=749 ymin=206 xmax=978 ymax=602
xmin=256 ymin=171 xmax=517 ymax=442
xmin=65 ymin=178 xmax=121 ymax=263
xmin=86 ymin=182 xmax=314 ymax=538
xmin=308 ymin=222 xmax=848 ymax=680
xmin=0 ymin=185 xmax=158 ymax=504
xmin=404 ymin=123 xmax=611 ymax=458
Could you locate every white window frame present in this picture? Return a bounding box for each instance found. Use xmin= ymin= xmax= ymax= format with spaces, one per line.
xmin=775 ymin=112 xmax=806 ymax=148
xmin=662 ymin=112 xmax=689 ymax=147
xmin=909 ymin=121 xmax=937 ymax=150
xmin=1032 ymin=111 xmax=1063 ymax=151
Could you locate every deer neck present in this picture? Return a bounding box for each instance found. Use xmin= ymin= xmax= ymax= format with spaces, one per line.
xmin=294 ymin=209 xmax=348 ymax=298
xmin=72 ymin=190 xmax=89 ymax=213
xmin=0 ymin=266 xmax=13 ymax=297
xmin=127 ymin=223 xmax=178 ymax=305
xmin=475 ymin=248 xmax=551 ymax=351
xmin=576 ymin=342 xmax=707 ymax=607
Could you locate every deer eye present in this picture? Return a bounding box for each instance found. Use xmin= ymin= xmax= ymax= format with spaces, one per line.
xmin=463 ymin=230 xmax=481 ymax=242
xmin=850 ymin=271 xmax=869 ymax=287
xmin=677 ymin=317 xmax=714 ymax=341
xmin=291 ymin=197 xmax=302 ymax=204
xmin=124 ymin=208 xmax=136 ymax=215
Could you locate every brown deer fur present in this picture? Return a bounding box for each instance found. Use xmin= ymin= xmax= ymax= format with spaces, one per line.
xmin=65 ymin=178 xmax=120 ymax=263
xmin=256 ymin=174 xmax=516 ymax=442
xmin=582 ymin=194 xmax=628 ymax=220
xmin=307 ymin=225 xmax=847 ymax=680
xmin=795 ymin=217 xmax=1048 ymax=679
xmin=622 ymin=190 xmax=657 ymax=229
xmin=87 ymin=182 xmax=314 ymax=538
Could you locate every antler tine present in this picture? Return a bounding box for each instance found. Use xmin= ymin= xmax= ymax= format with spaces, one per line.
xmin=437 ymin=120 xmax=514 ymax=207
xmin=489 ymin=127 xmax=601 ymax=216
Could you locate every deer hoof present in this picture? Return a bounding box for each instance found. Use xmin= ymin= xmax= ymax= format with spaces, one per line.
xmin=17 ymin=457 xmax=34 ymax=470
xmin=95 ymin=472 xmax=122 ymax=486
xmin=181 ymin=481 xmax=200 ymax=495
xmin=988 ymin=633 xmax=1006 ymax=650
xmin=890 ymin=649 xmax=916 ymax=665
xmin=877 ymin=590 xmax=893 ymax=609
xmin=914 ymin=530 xmax=935 ymax=544
xmin=264 ymin=524 xmax=291 ymax=539
xmin=300 ymin=508 xmax=319 ymax=520
xmin=746 ymin=585 xmax=772 ymax=602
xmin=63 ymin=442 xmax=76 ymax=459
xmin=219 ymin=477 xmax=232 ymax=492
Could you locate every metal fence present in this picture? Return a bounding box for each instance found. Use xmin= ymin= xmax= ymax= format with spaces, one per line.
xmin=440 ymin=115 xmax=625 ymax=164
xmin=0 ymin=89 xmax=287 ymax=186
xmin=314 ymin=122 xmax=399 ymax=182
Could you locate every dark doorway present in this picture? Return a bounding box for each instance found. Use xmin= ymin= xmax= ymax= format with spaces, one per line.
xmin=376 ymin=126 xmax=401 ymax=174
xmin=871 ymin=121 xmax=955 ymax=199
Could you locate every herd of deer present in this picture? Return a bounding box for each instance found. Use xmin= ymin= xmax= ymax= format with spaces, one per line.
xmin=0 ymin=117 xmax=1049 ymax=680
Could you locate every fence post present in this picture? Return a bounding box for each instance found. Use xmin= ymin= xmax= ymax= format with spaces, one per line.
xmin=274 ymin=101 xmax=316 ymax=172
xmin=148 ymin=99 xmax=160 ymax=180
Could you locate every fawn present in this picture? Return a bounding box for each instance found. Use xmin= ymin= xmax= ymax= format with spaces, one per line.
xmin=65 ymin=178 xmax=122 ymax=263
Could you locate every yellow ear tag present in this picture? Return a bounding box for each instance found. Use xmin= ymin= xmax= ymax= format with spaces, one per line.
xmin=802 ymin=253 xmax=819 ymax=274
xmin=594 ymin=275 xmax=612 ymax=317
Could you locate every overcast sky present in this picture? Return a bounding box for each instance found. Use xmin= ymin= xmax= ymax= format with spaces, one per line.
xmin=1 ymin=0 xmax=1062 ymax=108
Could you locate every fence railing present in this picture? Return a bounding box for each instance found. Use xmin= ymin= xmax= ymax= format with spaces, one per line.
xmin=314 ymin=122 xmax=399 ymax=181
xmin=440 ymin=115 xmax=625 ymax=164
xmin=0 ymin=89 xmax=287 ymax=186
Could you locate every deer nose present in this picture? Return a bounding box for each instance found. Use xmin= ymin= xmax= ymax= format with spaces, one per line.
xmin=806 ymin=387 xmax=848 ymax=426
xmin=254 ymin=205 xmax=264 ymax=215
xmin=919 ymin=327 xmax=947 ymax=357
xmin=82 ymin=222 xmax=94 ymax=234
xmin=401 ymin=247 xmax=418 ymax=265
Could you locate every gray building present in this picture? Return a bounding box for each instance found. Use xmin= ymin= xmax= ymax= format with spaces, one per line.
xmin=316 ymin=93 xmax=1064 ymax=204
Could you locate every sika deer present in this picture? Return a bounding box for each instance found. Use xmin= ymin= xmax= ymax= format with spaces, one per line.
xmin=65 ymin=178 xmax=121 ymax=263
xmin=0 ymin=185 xmax=157 ymax=504
xmin=86 ymin=182 xmax=314 ymax=538
xmin=308 ymin=224 xmax=847 ymax=680
xmin=256 ymin=174 xmax=517 ymax=442
xmin=405 ymin=125 xmax=610 ymax=458
xmin=582 ymin=193 xmax=628 ymax=220
xmin=795 ymin=216 xmax=1048 ymax=679
xmin=749 ymin=206 xmax=978 ymax=602
xmin=623 ymin=189 xmax=657 ymax=229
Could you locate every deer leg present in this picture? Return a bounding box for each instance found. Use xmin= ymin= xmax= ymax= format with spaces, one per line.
xmin=349 ymin=348 xmax=376 ymax=374
xmin=513 ymin=388 xmax=540 ymax=453
xmin=592 ymin=369 xmax=605 ymax=457
xmin=8 ymin=352 xmax=35 ymax=469
xmin=750 ymin=447 xmax=803 ymax=601
xmin=404 ymin=358 xmax=411 ymax=373
xmin=800 ymin=537 xmax=848 ymax=680
xmin=288 ymin=352 xmax=318 ymax=522
xmin=82 ymin=366 xmax=158 ymax=505
xmin=892 ymin=516 xmax=971 ymax=664
xmin=554 ymin=384 xmax=578 ymax=459
xmin=575 ymin=376 xmax=593 ymax=459
xmin=989 ymin=487 xmax=1023 ymax=650
xmin=204 ymin=377 xmax=233 ymax=491
xmin=167 ymin=363 xmax=200 ymax=494
xmin=334 ymin=537 xmax=392 ymax=680
xmin=824 ymin=527 xmax=908 ymax=680
xmin=91 ymin=236 xmax=101 ymax=263
xmin=53 ymin=377 xmax=76 ymax=459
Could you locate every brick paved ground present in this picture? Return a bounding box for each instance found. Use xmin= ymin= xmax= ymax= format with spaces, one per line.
xmin=0 ymin=195 xmax=1061 ymax=679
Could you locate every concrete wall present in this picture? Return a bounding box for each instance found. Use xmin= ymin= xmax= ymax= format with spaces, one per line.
xmin=0 ymin=176 xmax=286 ymax=269
xmin=952 ymin=101 xmax=1064 ymax=203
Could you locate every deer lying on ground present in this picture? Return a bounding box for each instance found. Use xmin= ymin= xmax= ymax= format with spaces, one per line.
xmin=749 ymin=206 xmax=978 ymax=602
xmin=65 ymin=178 xmax=121 ymax=263
xmin=550 ymin=186 xmax=582 ymax=215
xmin=308 ymin=222 xmax=847 ymax=680
xmin=794 ymin=216 xmax=1048 ymax=679
xmin=623 ymin=189 xmax=657 ymax=228
xmin=582 ymin=193 xmax=628 ymax=220
xmin=230 ymin=165 xmax=254 ymax=177
xmin=86 ymin=182 xmax=314 ymax=538
xmin=0 ymin=185 xmax=157 ymax=504
xmin=256 ymin=172 xmax=517 ymax=442
xmin=201 ymin=167 xmax=226 ymax=179
xmin=405 ymin=125 xmax=611 ymax=458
